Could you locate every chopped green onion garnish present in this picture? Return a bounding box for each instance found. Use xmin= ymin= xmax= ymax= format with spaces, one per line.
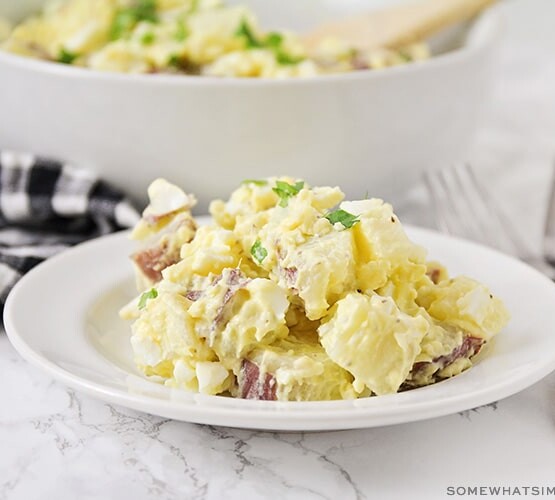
xmin=250 ymin=239 xmax=268 ymax=264
xmin=325 ymin=209 xmax=360 ymax=229
xmin=138 ymin=288 xmax=158 ymax=309
xmin=57 ymin=49 xmax=78 ymax=64
xmin=273 ymin=180 xmax=304 ymax=207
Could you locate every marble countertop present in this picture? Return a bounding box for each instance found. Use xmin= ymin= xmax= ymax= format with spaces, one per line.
xmin=2 ymin=1 xmax=555 ymax=498
xmin=1 ymin=332 xmax=554 ymax=500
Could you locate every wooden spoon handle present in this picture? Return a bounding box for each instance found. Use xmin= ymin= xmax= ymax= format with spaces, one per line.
xmin=302 ymin=0 xmax=497 ymax=52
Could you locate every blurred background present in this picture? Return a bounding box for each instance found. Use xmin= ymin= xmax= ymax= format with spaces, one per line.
xmin=0 ymin=0 xmax=505 ymax=212
xmin=399 ymin=0 xmax=555 ymax=250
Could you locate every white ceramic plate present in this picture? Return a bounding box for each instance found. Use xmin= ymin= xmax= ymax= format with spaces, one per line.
xmin=5 ymin=223 xmax=555 ymax=431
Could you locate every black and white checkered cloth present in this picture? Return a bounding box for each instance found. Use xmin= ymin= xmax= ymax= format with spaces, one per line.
xmin=0 ymin=151 xmax=141 ymax=314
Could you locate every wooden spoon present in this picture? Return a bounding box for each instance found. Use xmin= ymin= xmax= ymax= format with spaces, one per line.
xmin=302 ymin=0 xmax=497 ymax=52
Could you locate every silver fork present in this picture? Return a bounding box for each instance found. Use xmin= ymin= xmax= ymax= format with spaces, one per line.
xmin=424 ymin=164 xmax=555 ymax=279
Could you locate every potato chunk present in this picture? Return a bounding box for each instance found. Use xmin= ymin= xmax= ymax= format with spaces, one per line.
xmin=319 ymin=292 xmax=429 ymax=395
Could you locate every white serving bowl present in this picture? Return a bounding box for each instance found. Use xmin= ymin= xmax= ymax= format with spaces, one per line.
xmin=0 ymin=1 xmax=500 ymax=210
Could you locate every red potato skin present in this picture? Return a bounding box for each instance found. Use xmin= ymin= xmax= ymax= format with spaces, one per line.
xmin=240 ymin=337 xmax=483 ymax=398
xmin=185 ymin=290 xmax=203 ymax=302
xmin=132 ymin=217 xmax=196 ymax=283
xmin=426 ymin=267 xmax=442 ymax=285
xmin=132 ymin=244 xmax=179 ymax=283
xmin=239 ymin=360 xmax=277 ymax=401
xmin=434 ymin=335 xmax=483 ymax=368
xmin=404 ymin=335 xmax=484 ymax=389
xmin=212 ymin=269 xmax=250 ymax=329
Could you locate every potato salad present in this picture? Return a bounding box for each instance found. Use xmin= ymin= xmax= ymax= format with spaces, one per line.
xmin=120 ymin=178 xmax=509 ymax=401
xmin=1 ymin=0 xmax=428 ymax=77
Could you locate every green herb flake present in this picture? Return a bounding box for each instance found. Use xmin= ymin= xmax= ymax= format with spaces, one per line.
xmin=141 ymin=32 xmax=156 ymax=45
xmin=110 ymin=0 xmax=158 ymax=40
xmin=189 ymin=0 xmax=199 ymax=13
xmin=325 ymin=209 xmax=360 ymax=229
xmin=250 ymin=239 xmax=268 ymax=265
xmin=242 ymin=179 xmax=268 ymax=187
xmin=235 ymin=18 xmax=261 ymax=49
xmin=398 ymin=49 xmax=411 ymax=62
xmin=138 ymin=288 xmax=158 ymax=309
xmin=272 ymin=180 xmax=304 ymax=207
xmin=167 ymin=54 xmax=182 ymax=67
xmin=111 ymin=11 xmax=135 ymax=40
xmin=174 ymin=19 xmax=189 ymax=41
xmin=275 ymin=51 xmax=304 ymax=66
xmin=265 ymin=32 xmax=283 ymax=48
xmin=57 ymin=48 xmax=78 ymax=64
xmin=131 ymin=0 xmax=158 ymax=22
xmin=166 ymin=54 xmax=199 ymax=74
xmin=234 ymin=21 xmax=303 ymax=65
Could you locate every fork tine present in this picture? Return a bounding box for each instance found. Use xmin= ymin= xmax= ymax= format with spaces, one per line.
xmin=426 ymin=164 xmax=555 ymax=278
xmin=444 ymin=166 xmax=496 ymax=245
xmin=424 ymin=164 xmax=527 ymax=255
xmin=424 ymin=168 xmax=466 ymax=237
xmin=464 ymin=164 xmax=535 ymax=259
xmin=423 ymin=170 xmax=454 ymax=235
xmin=425 ymin=166 xmax=495 ymax=245
xmin=451 ymin=165 xmax=509 ymax=250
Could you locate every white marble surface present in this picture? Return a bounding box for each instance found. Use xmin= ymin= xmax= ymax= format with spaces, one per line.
xmin=2 ymin=1 xmax=555 ymax=498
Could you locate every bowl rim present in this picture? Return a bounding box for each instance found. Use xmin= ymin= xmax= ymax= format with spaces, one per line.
xmin=0 ymin=6 xmax=501 ymax=87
